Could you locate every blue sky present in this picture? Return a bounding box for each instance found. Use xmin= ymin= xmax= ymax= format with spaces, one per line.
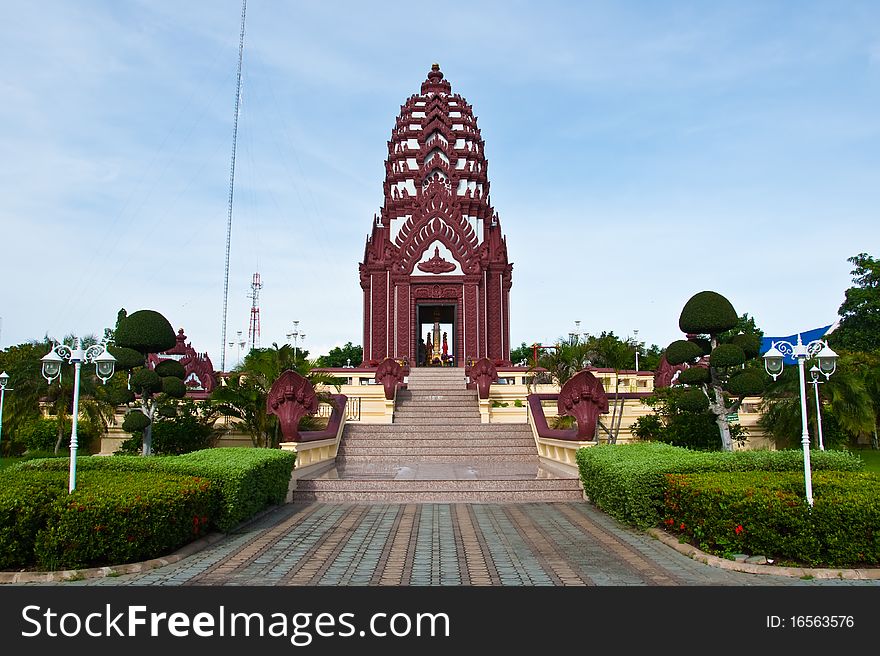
xmin=1 ymin=1 xmax=878 ymax=368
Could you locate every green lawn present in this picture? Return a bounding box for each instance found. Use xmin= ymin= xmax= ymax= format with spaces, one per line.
xmin=0 ymin=457 xmax=26 ymax=471
xmin=851 ymin=448 xmax=880 ymax=474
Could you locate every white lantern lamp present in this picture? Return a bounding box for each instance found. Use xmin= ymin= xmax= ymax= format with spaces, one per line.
xmin=815 ymin=344 xmax=838 ymax=379
xmin=762 ymin=343 xmax=784 ymax=380
xmin=94 ymin=349 xmax=117 ymax=383
xmin=41 ymin=348 xmax=64 ymax=383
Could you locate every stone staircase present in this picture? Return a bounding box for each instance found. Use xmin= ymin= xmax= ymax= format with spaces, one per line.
xmin=294 ymin=367 xmax=583 ymax=503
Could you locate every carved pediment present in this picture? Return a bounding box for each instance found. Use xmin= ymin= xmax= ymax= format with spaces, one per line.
xmin=417 ymin=246 xmax=457 ymax=274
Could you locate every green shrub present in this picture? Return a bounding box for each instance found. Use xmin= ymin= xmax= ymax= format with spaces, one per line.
xmin=0 ymin=471 xmax=68 ymax=569
xmin=677 ymin=367 xmax=710 ymax=385
xmin=160 ymin=449 xmax=296 ymax=530
xmin=665 ymin=340 xmax=703 ymax=366
xmin=662 ymin=470 xmax=880 ymax=567
xmin=122 ymin=411 xmax=151 ymax=433
xmin=106 ymin=346 xmax=146 ymax=371
xmin=32 ymin=470 xmax=218 ymax=570
xmin=730 ymin=333 xmax=761 ymax=359
xmin=576 ymin=442 xmax=863 ymax=529
xmin=14 ymin=448 xmax=296 ymax=532
xmin=677 ymin=388 xmax=709 ymax=413
xmin=726 ymin=369 xmax=765 ymax=396
xmin=154 ymin=360 xmax=186 ymax=379
xmin=129 ymin=368 xmax=162 ymax=394
xmin=679 ymin=291 xmax=738 ymax=335
xmin=18 ymin=418 xmax=59 ymax=453
xmin=709 ymin=344 xmax=746 ymax=368
xmin=115 ymin=310 xmax=176 ymax=354
xmin=161 ymin=376 xmax=187 ymax=398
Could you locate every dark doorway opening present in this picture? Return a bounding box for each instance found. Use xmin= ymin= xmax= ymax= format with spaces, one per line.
xmin=416 ymin=304 xmax=456 ymax=367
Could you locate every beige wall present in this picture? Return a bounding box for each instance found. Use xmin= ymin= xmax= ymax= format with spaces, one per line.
xmin=97 ymin=370 xmax=772 ymax=454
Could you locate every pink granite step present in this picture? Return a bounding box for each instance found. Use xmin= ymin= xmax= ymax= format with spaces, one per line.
xmin=304 ymin=368 xmax=577 ymax=502
xmin=340 ymin=438 xmax=534 ymax=448
xmin=294 ymin=465 xmax=583 ymax=503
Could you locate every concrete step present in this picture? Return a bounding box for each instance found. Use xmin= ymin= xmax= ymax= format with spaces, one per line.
xmin=344 ymin=424 xmax=531 ymax=435
xmin=395 ymin=398 xmax=478 ymax=406
xmin=294 ymin=479 xmax=583 ymax=503
xmin=405 ymin=384 xmax=467 ymax=391
xmin=399 ymin=390 xmax=477 ymax=397
xmin=338 ymin=453 xmax=539 ymax=463
xmin=338 ymin=445 xmax=538 ymax=456
xmin=393 ymin=417 xmax=482 ymax=425
xmin=393 ymin=410 xmax=480 ymax=418
xmin=341 ymin=438 xmax=535 ymax=448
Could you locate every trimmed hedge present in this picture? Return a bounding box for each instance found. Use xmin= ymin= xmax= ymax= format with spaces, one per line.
xmin=678 ymin=290 xmax=738 ymax=335
xmin=14 ymin=448 xmax=296 ymax=531
xmin=708 ymin=343 xmax=746 ymax=368
xmin=0 ymin=470 xmax=217 ymax=570
xmin=34 ymin=471 xmax=217 ymax=570
xmin=663 ymin=470 xmax=880 ymax=567
xmin=575 ymin=442 xmax=863 ymax=529
xmin=677 ymin=366 xmax=710 ymax=385
xmin=0 ymin=471 xmax=68 ymax=569
xmin=665 ymin=339 xmax=703 ymax=366
xmin=115 ymin=310 xmax=176 ymax=354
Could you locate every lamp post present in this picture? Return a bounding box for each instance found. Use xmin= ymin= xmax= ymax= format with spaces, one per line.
xmin=569 ymin=320 xmax=581 ymax=345
xmin=228 ymin=330 xmax=246 ymax=369
xmin=633 ymin=329 xmax=640 ymax=372
xmin=809 ymin=365 xmax=825 ymax=451
xmin=286 ymin=321 xmax=304 ymax=361
xmin=41 ymin=338 xmax=116 ymax=492
xmin=0 ymin=371 xmax=11 ymax=459
xmin=763 ymin=334 xmax=838 ymax=506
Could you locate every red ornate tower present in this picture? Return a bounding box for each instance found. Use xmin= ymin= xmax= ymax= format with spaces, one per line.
xmin=360 ymin=64 xmax=513 ymax=367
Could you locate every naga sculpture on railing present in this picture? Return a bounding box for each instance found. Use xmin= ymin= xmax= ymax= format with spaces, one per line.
xmin=468 ymin=357 xmax=498 ymax=399
xmin=266 ymin=369 xmax=319 ymax=442
xmin=375 ymin=357 xmax=405 ymax=400
xmin=528 ymin=369 xmax=609 ymax=441
xmin=557 ymin=370 xmax=610 ymax=440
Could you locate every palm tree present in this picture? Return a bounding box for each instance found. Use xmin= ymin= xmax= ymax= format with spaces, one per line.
xmin=211 ymin=343 xmax=342 ymax=448
xmin=586 ymin=332 xmax=634 ymax=444
xmin=533 ymin=340 xmax=591 ymax=387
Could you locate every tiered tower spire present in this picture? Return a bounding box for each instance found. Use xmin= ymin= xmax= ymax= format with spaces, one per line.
xmin=360 ymin=65 xmax=512 ymax=366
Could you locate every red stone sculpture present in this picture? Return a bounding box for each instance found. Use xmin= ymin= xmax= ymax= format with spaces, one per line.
xmin=417 ymin=246 xmax=457 ymax=274
xmin=266 ymin=369 xmax=319 ymax=443
xmin=359 ymin=64 xmax=513 ymax=366
xmin=557 ymin=370 xmax=610 ymax=440
xmin=653 ymin=354 xmax=708 ymax=388
xmin=375 ymin=357 xmax=404 ymax=400
xmin=469 ymin=357 xmax=498 ymax=400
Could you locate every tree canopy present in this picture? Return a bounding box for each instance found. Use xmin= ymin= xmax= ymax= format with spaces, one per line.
xmin=315 ymin=342 xmax=362 ymax=368
xmin=830 ymin=253 xmax=880 ymax=354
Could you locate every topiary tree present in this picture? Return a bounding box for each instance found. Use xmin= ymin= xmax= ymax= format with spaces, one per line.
xmin=113 ymin=308 xmax=186 ymax=455
xmin=664 ymin=291 xmax=765 ymax=451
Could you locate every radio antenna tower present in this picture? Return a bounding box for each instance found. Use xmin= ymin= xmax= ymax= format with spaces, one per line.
xmin=220 ymin=0 xmax=247 ymax=372
xmin=247 ymin=272 xmax=262 ymax=350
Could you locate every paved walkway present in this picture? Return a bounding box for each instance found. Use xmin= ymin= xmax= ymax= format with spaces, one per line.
xmin=21 ymin=501 xmax=879 ymax=587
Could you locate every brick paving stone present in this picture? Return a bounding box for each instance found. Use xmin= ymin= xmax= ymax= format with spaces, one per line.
xmin=11 ymin=501 xmax=880 ymax=588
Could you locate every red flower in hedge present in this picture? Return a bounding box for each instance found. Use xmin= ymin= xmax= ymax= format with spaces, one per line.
xmin=735 ymin=524 xmax=744 ymax=535
xmin=665 ymin=518 xmax=674 ymax=526
xmin=679 ymin=523 xmax=685 ymax=530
